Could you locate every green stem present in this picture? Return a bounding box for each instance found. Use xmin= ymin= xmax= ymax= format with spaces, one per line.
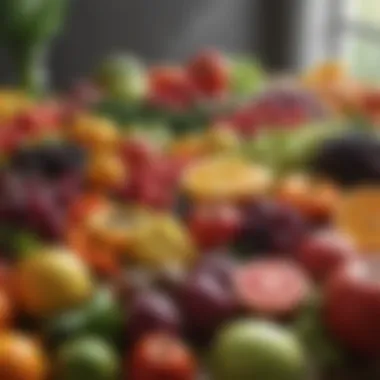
xmin=13 ymin=43 xmax=50 ymax=97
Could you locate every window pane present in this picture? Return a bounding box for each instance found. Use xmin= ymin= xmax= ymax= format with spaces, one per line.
xmin=353 ymin=0 xmax=380 ymax=27
xmin=346 ymin=34 xmax=380 ymax=84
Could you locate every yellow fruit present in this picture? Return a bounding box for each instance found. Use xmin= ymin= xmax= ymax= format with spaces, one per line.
xmin=130 ymin=214 xmax=196 ymax=269
xmin=17 ymin=247 xmax=93 ymax=317
xmin=182 ymin=156 xmax=272 ymax=202
xmin=0 ymin=333 xmax=48 ymax=380
xmin=86 ymin=205 xmax=149 ymax=253
xmin=335 ymin=187 xmax=380 ymax=253
xmin=0 ymin=90 xmax=33 ymax=124
xmin=68 ymin=114 xmax=120 ymax=152
xmin=169 ymin=134 xmax=205 ymax=159
xmin=203 ymin=127 xmax=240 ymax=154
xmin=87 ymin=153 xmax=127 ymax=189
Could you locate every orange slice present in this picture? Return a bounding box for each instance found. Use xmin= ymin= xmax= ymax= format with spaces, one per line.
xmin=335 ymin=187 xmax=380 ymax=253
xmin=182 ymin=156 xmax=272 ymax=202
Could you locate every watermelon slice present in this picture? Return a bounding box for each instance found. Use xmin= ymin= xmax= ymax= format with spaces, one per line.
xmin=234 ymin=259 xmax=311 ymax=317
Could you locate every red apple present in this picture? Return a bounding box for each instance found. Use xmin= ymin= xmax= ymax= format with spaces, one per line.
xmin=130 ymin=333 xmax=197 ymax=380
xmin=324 ymin=258 xmax=380 ymax=356
xmin=297 ymin=231 xmax=357 ymax=282
xmin=187 ymin=203 xmax=242 ymax=250
xmin=187 ymin=50 xmax=229 ymax=98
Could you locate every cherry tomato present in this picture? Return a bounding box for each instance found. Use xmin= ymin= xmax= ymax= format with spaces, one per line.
xmin=187 ymin=50 xmax=229 ymax=98
xmin=148 ymin=66 xmax=197 ymax=110
xmin=129 ymin=333 xmax=197 ymax=380
xmin=188 ymin=203 xmax=242 ymax=250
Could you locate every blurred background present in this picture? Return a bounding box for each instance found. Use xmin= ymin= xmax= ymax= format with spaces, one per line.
xmin=0 ymin=0 xmax=379 ymax=88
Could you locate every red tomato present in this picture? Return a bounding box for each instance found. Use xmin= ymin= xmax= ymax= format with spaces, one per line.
xmin=188 ymin=203 xmax=242 ymax=250
xmin=187 ymin=50 xmax=229 ymax=98
xmin=129 ymin=333 xmax=197 ymax=380
xmin=148 ymin=66 xmax=197 ymax=110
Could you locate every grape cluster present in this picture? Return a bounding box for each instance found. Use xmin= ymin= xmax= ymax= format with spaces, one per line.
xmin=234 ymin=200 xmax=308 ymax=256
xmin=10 ymin=143 xmax=86 ymax=180
xmin=0 ymin=143 xmax=86 ymax=247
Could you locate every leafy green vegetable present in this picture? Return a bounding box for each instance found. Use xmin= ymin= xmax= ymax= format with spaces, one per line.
xmin=0 ymin=0 xmax=69 ymax=94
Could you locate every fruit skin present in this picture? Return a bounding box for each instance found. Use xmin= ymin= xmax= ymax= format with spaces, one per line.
xmin=276 ymin=174 xmax=340 ymax=222
xmin=130 ymin=333 xmax=197 ymax=380
xmin=56 ymin=336 xmax=119 ymax=380
xmin=311 ymin=132 xmax=380 ymax=187
xmin=233 ymin=259 xmax=311 ymax=318
xmin=16 ymin=247 xmax=93 ymax=317
xmin=126 ymin=291 xmax=182 ymax=344
xmin=324 ymin=258 xmax=380 ymax=356
xmin=180 ymin=255 xmax=238 ymax=341
xmin=210 ymin=319 xmax=307 ymax=380
xmin=234 ymin=200 xmax=307 ymax=255
xmin=0 ymin=288 xmax=12 ymax=329
xmin=0 ymin=332 xmax=48 ymax=380
xmin=148 ymin=66 xmax=197 ymax=110
xmin=45 ymin=287 xmax=123 ymax=345
xmin=187 ymin=203 xmax=242 ymax=250
xmin=297 ymin=231 xmax=356 ymax=282
xmin=187 ymin=50 xmax=229 ymax=98
xmin=94 ymin=54 xmax=147 ymax=102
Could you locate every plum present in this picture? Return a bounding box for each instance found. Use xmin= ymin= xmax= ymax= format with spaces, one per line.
xmin=126 ymin=291 xmax=182 ymax=345
xmin=179 ymin=254 xmax=238 ymax=342
xmin=310 ymin=132 xmax=380 ymax=187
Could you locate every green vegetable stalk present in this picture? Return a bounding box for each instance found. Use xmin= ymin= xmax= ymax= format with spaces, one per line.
xmin=0 ymin=0 xmax=70 ymax=95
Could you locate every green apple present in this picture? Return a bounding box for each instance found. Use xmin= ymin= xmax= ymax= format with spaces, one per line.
xmin=210 ymin=319 xmax=307 ymax=380
xmin=94 ymin=53 xmax=147 ymax=102
xmin=56 ymin=336 xmax=119 ymax=380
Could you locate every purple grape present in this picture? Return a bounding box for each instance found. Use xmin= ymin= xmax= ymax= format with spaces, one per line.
xmin=179 ymin=255 xmax=238 ymax=342
xmin=234 ymin=200 xmax=307 ymax=256
xmin=126 ymin=291 xmax=182 ymax=344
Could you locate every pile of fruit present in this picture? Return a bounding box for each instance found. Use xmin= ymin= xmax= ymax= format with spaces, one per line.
xmin=1 ymin=50 xmax=380 ymax=380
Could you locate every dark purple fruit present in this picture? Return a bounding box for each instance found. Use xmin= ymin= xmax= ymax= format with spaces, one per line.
xmin=233 ymin=200 xmax=307 ymax=256
xmin=126 ymin=290 xmax=182 ymax=344
xmin=180 ymin=254 xmax=238 ymax=342
xmin=311 ymin=132 xmax=380 ymax=187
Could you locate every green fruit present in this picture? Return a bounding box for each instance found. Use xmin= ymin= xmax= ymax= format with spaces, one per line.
xmin=57 ymin=336 xmax=119 ymax=380
xmin=211 ymin=319 xmax=307 ymax=380
xmin=83 ymin=287 xmax=123 ymax=340
xmin=95 ymin=54 xmax=147 ymax=102
xmin=46 ymin=287 xmax=123 ymax=345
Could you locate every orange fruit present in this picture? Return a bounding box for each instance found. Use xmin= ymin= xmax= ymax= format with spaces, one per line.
xmin=182 ymin=156 xmax=272 ymax=202
xmin=0 ymin=290 xmax=12 ymax=330
xmin=0 ymin=333 xmax=47 ymax=380
xmin=87 ymin=153 xmax=127 ymax=189
xmin=277 ymin=174 xmax=340 ymax=221
xmin=335 ymin=187 xmax=380 ymax=253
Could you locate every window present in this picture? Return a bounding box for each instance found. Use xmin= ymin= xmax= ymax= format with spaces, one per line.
xmin=339 ymin=0 xmax=380 ymax=83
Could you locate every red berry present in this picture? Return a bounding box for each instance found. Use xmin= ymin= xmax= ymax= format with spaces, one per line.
xmin=297 ymin=231 xmax=356 ymax=282
xmin=188 ymin=204 xmax=242 ymax=250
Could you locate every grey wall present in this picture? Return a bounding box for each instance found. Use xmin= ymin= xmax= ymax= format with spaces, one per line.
xmin=0 ymin=0 xmax=333 ymax=88
xmin=0 ymin=0 xmax=258 ymax=89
